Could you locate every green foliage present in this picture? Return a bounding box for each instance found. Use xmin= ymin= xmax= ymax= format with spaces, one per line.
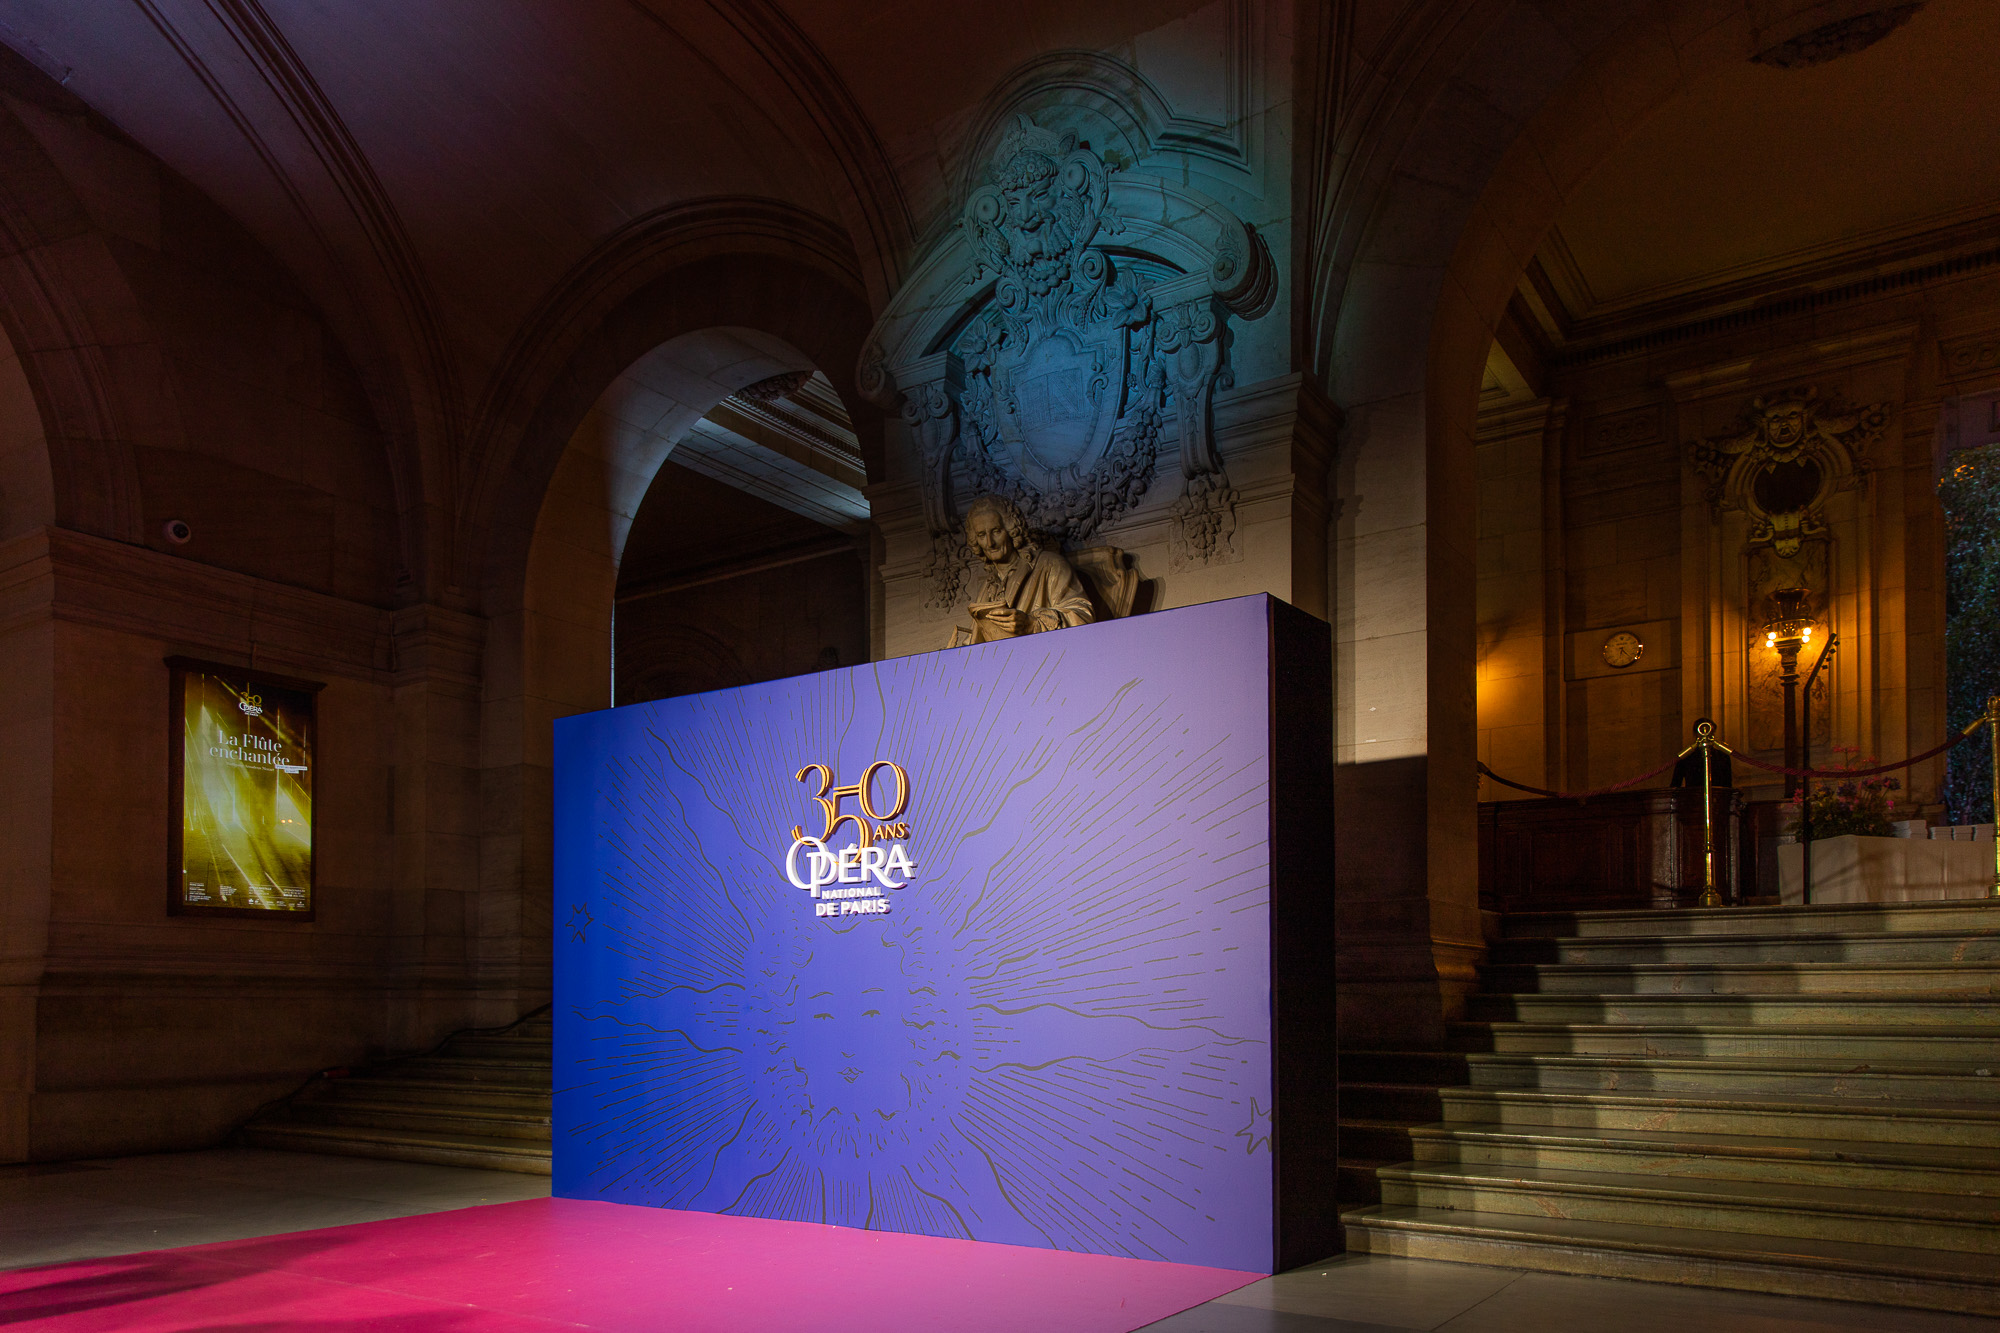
xmin=1939 ymin=444 xmax=2000 ymax=824
xmin=1785 ymin=747 xmax=1901 ymax=840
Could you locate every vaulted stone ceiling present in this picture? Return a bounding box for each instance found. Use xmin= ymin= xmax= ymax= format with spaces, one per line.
xmin=1528 ymin=0 xmax=2000 ymax=335
xmin=13 ymin=1 xmax=1986 ymax=463
xmin=0 ymin=0 xmax=1209 ymax=454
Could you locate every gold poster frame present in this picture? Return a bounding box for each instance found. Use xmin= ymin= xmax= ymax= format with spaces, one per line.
xmin=166 ymin=656 xmax=323 ymax=920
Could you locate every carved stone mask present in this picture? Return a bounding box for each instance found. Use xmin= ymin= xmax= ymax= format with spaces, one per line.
xmin=1000 ymin=153 xmax=1057 ymax=232
xmin=998 ymin=152 xmax=1068 ymax=293
xmin=1687 ymin=385 xmax=1887 ymax=558
xmin=1764 ymin=402 xmax=1807 ymax=451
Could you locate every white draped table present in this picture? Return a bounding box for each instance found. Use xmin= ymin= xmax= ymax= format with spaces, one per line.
xmin=1779 ymin=834 xmax=1996 ymax=904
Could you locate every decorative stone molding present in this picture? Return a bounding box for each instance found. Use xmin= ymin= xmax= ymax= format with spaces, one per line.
xmin=737 ymin=370 xmax=813 ymax=403
xmin=1581 ymin=406 xmax=1661 ymax=458
xmin=896 ymin=365 xmax=966 ymax=611
xmin=954 ymin=41 xmax=1257 ymax=201
xmin=1940 ymin=330 xmax=2000 ymax=381
xmin=861 ymin=110 xmax=1272 ymax=607
xmin=1687 ymin=386 xmax=1888 ymax=556
xmin=6 ymin=527 xmax=395 ymax=678
xmin=463 ymin=196 xmax=866 ymax=600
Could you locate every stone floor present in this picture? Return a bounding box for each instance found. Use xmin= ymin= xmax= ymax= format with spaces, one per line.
xmin=0 ymin=1148 xmax=1991 ymax=1330
xmin=1136 ymin=1256 xmax=2000 ymax=1332
xmin=0 ymin=1147 xmax=549 ymax=1272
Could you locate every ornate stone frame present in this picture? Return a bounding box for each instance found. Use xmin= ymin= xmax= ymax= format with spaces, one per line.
xmin=860 ymin=70 xmax=1274 ymax=612
xmin=1687 ymin=385 xmax=1887 ymax=556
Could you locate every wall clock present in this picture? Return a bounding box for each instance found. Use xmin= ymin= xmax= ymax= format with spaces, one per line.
xmin=1601 ymin=631 xmax=1644 ymax=669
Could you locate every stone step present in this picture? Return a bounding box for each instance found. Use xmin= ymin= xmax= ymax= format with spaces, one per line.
xmin=285 ymin=1098 xmax=551 ymax=1142
xmin=1501 ymin=900 xmax=2000 ymax=941
xmin=236 ymin=1007 xmax=554 ymax=1173
xmin=1480 ymin=960 xmax=2000 ymax=995
xmin=1416 ymin=1051 xmax=2000 ymax=1102
xmin=442 ymin=1033 xmax=556 ymax=1060
xmin=1336 ymin=1159 xmax=1387 ymax=1204
xmin=1339 ymin=1081 xmax=1447 ymax=1122
xmin=1449 ymin=1021 xmax=2000 ymax=1063
xmin=1341 ymin=1051 xmax=1469 ymax=1084
xmin=1339 ymin=1118 xmax=1420 ymax=1162
xmin=1431 ymin=1087 xmax=2000 ymax=1148
xmin=1489 ymin=928 xmax=2000 ymax=967
xmin=1466 ymin=991 xmax=2000 ymax=1026
xmin=1355 ymin=905 xmax=2000 ymax=1312
xmin=315 ymin=1075 xmax=552 ymax=1113
xmin=1376 ymin=1160 xmax=2000 ymax=1254
xmin=1341 ymin=1206 xmax=2000 ymax=1315
xmin=1403 ymin=1122 xmax=2000 ymax=1195
xmin=349 ymin=1057 xmax=552 ymax=1088
xmin=1348 ymin=1045 xmax=2000 ymax=1095
xmin=238 ymin=1121 xmax=553 ymax=1175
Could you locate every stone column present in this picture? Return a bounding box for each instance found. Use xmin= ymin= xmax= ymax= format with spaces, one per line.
xmin=1476 ymin=398 xmax=1566 ymax=798
xmin=0 ymin=530 xmax=54 ymax=1161
xmin=388 ymin=605 xmax=498 ymax=1047
xmin=1332 ymin=385 xmax=1482 ymax=1049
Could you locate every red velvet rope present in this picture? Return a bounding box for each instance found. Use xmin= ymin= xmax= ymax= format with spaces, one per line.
xmin=1478 ymin=716 xmax=1990 ymax=799
xmin=1476 ymin=754 xmax=1680 ymax=801
xmin=1728 ymin=723 xmax=1983 ymax=780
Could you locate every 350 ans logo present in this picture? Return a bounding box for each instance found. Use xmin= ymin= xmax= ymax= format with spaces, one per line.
xmin=785 ymin=761 xmax=916 ymax=909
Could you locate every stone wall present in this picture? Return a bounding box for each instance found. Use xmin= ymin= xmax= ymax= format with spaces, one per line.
xmin=616 ymin=550 xmax=869 ymax=703
xmin=1473 ymin=267 xmax=2000 ymax=815
xmin=1 ymin=529 xmax=427 ymax=1159
xmin=0 ymin=88 xmax=499 ymax=1161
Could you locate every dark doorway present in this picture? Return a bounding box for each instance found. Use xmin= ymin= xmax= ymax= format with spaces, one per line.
xmin=616 ymin=460 xmax=867 ymax=704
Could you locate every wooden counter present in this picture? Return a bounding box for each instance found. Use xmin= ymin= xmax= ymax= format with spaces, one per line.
xmin=1479 ymin=787 xmax=1747 ymax=912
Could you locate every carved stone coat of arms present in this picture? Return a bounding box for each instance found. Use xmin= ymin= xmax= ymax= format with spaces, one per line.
xmin=861 ymin=113 xmax=1273 ymax=611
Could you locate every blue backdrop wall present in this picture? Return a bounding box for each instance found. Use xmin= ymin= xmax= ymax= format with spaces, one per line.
xmin=554 ymin=595 xmax=1309 ymax=1272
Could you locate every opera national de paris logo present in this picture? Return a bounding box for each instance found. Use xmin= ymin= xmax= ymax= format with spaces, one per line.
xmin=783 ymin=759 xmax=917 ymax=917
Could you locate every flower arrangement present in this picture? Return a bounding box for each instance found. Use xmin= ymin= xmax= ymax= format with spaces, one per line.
xmin=1785 ymin=746 xmax=1901 ymax=841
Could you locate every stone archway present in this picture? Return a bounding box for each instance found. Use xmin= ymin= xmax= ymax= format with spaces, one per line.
xmin=518 ymin=323 xmax=825 ymax=743
xmin=0 ymin=318 xmax=52 ymax=543
xmin=0 ymin=304 xmax=60 ymax=1163
xmin=0 ymin=93 xmax=153 ymax=546
xmin=470 ymin=246 xmax=879 ymax=997
xmin=1318 ymin=0 xmax=1840 ymax=1043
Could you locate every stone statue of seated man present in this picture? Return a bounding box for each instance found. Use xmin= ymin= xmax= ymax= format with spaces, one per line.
xmin=948 ymin=495 xmax=1095 ymax=646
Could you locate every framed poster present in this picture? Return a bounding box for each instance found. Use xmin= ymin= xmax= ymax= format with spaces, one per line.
xmin=167 ymin=656 xmax=322 ymax=918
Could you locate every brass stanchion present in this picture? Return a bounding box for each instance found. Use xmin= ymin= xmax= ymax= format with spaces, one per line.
xmin=1678 ymin=719 xmax=1733 ymax=909
xmin=1951 ymin=698 xmax=1999 ymax=898
xmin=1797 ymin=634 xmax=1839 ymax=907
xmin=1986 ymin=695 xmax=2000 ymax=899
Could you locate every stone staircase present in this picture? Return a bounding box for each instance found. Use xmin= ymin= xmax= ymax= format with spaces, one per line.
xmin=1339 ymin=900 xmax=2000 ymax=1315
xmin=240 ymin=1007 xmax=551 ymax=1174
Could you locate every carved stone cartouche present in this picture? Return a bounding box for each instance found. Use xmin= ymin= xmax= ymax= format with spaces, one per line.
xmin=1688 ymin=386 xmax=1887 ymax=557
xmin=867 ymin=105 xmax=1272 ymax=613
xmin=952 ymin=117 xmax=1167 ymax=550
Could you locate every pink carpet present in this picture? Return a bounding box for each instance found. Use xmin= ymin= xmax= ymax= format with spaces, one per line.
xmin=0 ymin=1197 xmax=1261 ymax=1331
